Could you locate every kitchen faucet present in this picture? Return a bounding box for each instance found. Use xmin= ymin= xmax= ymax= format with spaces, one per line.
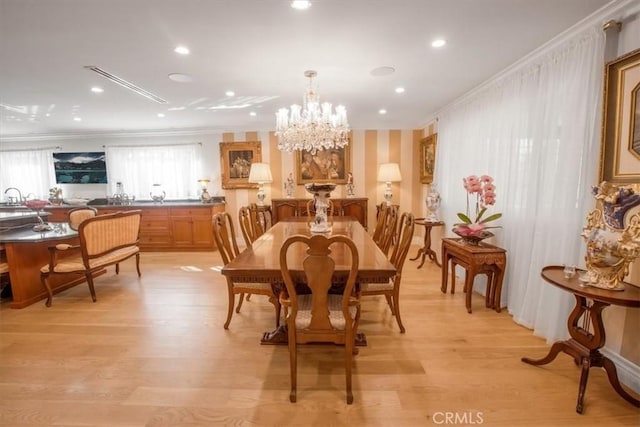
xmin=3 ymin=187 xmax=23 ymax=205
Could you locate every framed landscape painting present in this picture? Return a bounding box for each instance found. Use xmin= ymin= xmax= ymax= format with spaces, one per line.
xmin=294 ymin=144 xmax=351 ymax=185
xmin=419 ymin=134 xmax=437 ymax=184
xmin=600 ymin=48 xmax=640 ymax=184
xmin=53 ymin=152 xmax=107 ymax=184
xmin=220 ymin=141 xmax=262 ymax=189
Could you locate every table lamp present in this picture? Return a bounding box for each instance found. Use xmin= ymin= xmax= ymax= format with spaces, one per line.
xmin=377 ymin=163 xmax=402 ymax=205
xmin=197 ymin=178 xmax=211 ymax=203
xmin=248 ymin=163 xmax=273 ymax=206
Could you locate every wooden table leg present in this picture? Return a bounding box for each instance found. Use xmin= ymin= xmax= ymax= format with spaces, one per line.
xmin=522 ymin=296 xmax=640 ymax=413
xmin=440 ymin=248 xmax=449 ymax=293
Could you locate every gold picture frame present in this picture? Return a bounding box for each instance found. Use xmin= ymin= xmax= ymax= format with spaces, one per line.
xmin=600 ymin=48 xmax=640 ymax=184
xmin=419 ymin=134 xmax=437 ymax=184
xmin=220 ymin=141 xmax=262 ymax=189
xmin=295 ymin=145 xmax=351 ymax=185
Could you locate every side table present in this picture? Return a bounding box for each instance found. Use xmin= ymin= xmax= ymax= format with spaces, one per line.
xmin=522 ymin=265 xmax=640 ymax=414
xmin=441 ymin=237 xmax=507 ymax=313
xmin=410 ymin=218 xmax=444 ymax=268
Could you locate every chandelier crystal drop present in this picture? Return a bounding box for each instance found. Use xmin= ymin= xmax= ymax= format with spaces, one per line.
xmin=275 ymin=70 xmax=350 ymax=154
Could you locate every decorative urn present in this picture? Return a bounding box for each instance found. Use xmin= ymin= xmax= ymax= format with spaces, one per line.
xmin=304 ymin=183 xmax=336 ymax=233
xmin=581 ymin=182 xmax=640 ymax=290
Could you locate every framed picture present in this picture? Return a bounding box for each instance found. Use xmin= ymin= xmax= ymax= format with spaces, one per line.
xmin=295 ymin=144 xmax=351 ymax=185
xmin=53 ymin=152 xmax=107 ymax=184
xmin=419 ymin=134 xmax=437 ymax=184
xmin=220 ymin=141 xmax=262 ymax=189
xmin=600 ymin=48 xmax=640 ymax=184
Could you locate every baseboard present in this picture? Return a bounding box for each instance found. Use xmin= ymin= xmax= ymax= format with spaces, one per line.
xmin=601 ymin=347 xmax=640 ymax=394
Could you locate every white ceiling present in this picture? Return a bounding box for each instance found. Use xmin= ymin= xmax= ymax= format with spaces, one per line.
xmin=0 ymin=0 xmax=612 ymax=139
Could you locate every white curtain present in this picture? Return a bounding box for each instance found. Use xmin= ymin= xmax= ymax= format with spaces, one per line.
xmin=0 ymin=148 xmax=56 ymax=201
xmin=105 ymin=144 xmax=202 ymax=200
xmin=436 ymin=27 xmax=605 ymax=342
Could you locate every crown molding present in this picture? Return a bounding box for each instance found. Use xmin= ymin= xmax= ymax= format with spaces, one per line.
xmin=421 ymin=0 xmax=639 ymax=125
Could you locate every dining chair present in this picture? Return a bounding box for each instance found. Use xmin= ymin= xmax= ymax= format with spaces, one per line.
xmin=68 ymin=206 xmax=98 ymax=230
xmin=238 ymin=206 xmax=256 ymax=247
xmin=373 ymin=204 xmax=398 ymax=255
xmin=40 ymin=210 xmax=142 ymax=306
xmin=304 ymin=198 xmax=334 ymax=217
xmin=239 ymin=204 xmax=273 ymax=248
xmin=279 ymin=234 xmax=361 ymax=404
xmin=361 ymin=212 xmax=415 ymax=333
xmin=372 ymin=202 xmax=389 ymax=244
xmin=250 ymin=202 xmax=272 ymax=235
xmin=212 ymin=212 xmax=280 ymax=329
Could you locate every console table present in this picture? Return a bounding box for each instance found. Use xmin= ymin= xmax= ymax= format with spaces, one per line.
xmin=522 ymin=265 xmax=640 ymax=414
xmin=441 ymin=237 xmax=507 ymax=313
xmin=271 ymin=198 xmax=368 ymax=230
xmin=410 ymin=218 xmax=444 ymax=268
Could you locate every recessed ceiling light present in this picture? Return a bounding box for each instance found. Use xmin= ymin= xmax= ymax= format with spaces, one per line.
xmin=291 ymin=0 xmax=311 ymax=10
xmin=395 ymin=87 xmax=405 ymax=94
xmin=174 ymin=46 xmax=190 ymax=55
xmin=225 ymin=90 xmax=235 ymax=97
xmin=91 ymin=86 xmax=104 ymax=93
xmin=378 ymin=109 xmax=387 ymax=115
xmin=431 ymin=39 xmax=446 ymax=48
xmin=168 ymin=73 xmax=193 ymax=83
xmin=249 ymin=111 xmax=257 ymax=116
xmin=45 ymin=113 xmax=50 ymax=117
xmin=73 ymin=117 xmax=82 ymax=122
xmin=370 ymin=66 xmax=395 ymax=77
xmin=157 ymin=113 xmax=165 ymax=118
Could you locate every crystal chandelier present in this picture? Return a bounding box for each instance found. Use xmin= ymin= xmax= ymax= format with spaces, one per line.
xmin=275 ymin=70 xmax=350 ymax=154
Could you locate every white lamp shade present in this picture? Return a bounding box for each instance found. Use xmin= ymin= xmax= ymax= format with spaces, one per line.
xmin=377 ymin=163 xmax=402 ymax=182
xmin=248 ymin=163 xmax=273 ymax=183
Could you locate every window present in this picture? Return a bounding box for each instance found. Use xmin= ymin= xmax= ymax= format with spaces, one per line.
xmin=105 ymin=143 xmax=202 ymax=200
xmin=0 ymin=148 xmax=56 ymax=200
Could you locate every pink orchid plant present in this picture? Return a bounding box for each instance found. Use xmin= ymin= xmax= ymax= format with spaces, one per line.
xmin=454 ymin=174 xmax=502 ymax=237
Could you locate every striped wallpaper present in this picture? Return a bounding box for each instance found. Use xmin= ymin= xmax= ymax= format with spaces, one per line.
xmin=221 ymin=126 xmax=437 ymax=234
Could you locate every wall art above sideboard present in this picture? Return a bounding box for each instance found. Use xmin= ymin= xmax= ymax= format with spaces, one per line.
xmin=53 ymin=152 xmax=107 ymax=184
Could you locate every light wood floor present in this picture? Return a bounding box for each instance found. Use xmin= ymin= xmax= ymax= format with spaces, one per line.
xmin=1 ymin=248 xmax=638 ymax=426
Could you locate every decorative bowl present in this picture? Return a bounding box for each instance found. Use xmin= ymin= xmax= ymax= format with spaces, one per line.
xmin=23 ymin=200 xmax=49 ymax=210
xmin=452 ymin=228 xmax=494 ymax=246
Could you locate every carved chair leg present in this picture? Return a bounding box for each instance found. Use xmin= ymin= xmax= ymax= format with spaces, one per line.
xmin=345 ymin=328 xmax=354 ymax=404
xmin=393 ymin=291 xmax=405 ymax=333
xmin=384 ymin=294 xmax=394 ymax=314
xmin=41 ymin=274 xmax=53 ymax=307
xmin=85 ymin=272 xmax=97 ymax=302
xmin=223 ymin=283 xmax=235 ymax=329
xmin=236 ymin=293 xmax=246 ymax=313
xmin=135 ymin=253 xmax=141 ymax=277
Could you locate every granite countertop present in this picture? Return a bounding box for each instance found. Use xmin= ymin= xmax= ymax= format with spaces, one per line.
xmin=0 ymin=221 xmax=77 ymax=243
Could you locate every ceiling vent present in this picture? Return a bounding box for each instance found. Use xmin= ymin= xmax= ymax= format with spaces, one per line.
xmin=84 ymin=66 xmax=168 ymax=104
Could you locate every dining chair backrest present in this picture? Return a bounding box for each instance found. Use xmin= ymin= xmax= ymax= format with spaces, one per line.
xmin=238 ymin=206 xmax=255 ymax=247
xmin=68 ymin=206 xmax=98 ymax=231
xmin=372 ymin=202 xmax=389 ymax=244
xmin=378 ymin=205 xmax=399 ymax=255
xmin=389 ymin=212 xmax=415 ymax=275
xmin=249 ymin=203 xmax=272 ymax=235
xmin=212 ymin=212 xmax=240 ymax=265
xmin=279 ymin=233 xmax=361 ymax=404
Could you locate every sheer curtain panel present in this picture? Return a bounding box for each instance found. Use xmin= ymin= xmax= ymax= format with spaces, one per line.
xmin=435 ymin=27 xmax=605 ymax=342
xmin=105 ymin=144 xmax=202 ymax=200
xmin=0 ymin=148 xmax=56 ymax=200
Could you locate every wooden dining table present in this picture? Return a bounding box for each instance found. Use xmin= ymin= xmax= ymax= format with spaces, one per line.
xmin=221 ymin=216 xmax=397 ymax=344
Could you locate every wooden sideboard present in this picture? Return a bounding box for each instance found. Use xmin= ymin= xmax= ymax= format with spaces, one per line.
xmin=271 ymin=198 xmax=368 ymax=229
xmin=43 ymin=203 xmax=225 ymax=251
